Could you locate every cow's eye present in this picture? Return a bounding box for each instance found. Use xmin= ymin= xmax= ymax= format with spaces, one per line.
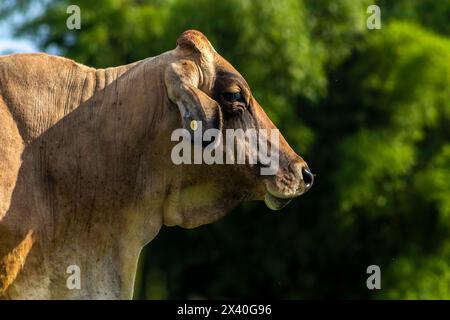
xmin=222 ymin=91 xmax=244 ymax=103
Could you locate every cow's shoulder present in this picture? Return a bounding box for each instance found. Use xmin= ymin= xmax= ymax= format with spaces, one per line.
xmin=0 ymin=52 xmax=94 ymax=71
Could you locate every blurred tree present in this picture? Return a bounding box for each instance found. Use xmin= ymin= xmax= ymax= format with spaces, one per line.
xmin=328 ymin=22 xmax=450 ymax=299
xmin=378 ymin=0 xmax=450 ymax=36
xmin=1 ymin=0 xmax=449 ymax=299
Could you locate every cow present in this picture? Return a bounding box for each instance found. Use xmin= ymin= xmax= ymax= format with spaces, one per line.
xmin=0 ymin=30 xmax=313 ymax=299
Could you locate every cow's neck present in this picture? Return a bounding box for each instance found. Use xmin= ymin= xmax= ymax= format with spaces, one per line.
xmin=2 ymin=55 xmax=178 ymax=299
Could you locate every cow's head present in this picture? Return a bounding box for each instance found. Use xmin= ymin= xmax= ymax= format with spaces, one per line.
xmin=163 ymin=30 xmax=313 ymax=228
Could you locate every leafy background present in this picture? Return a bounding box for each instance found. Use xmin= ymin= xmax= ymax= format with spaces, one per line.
xmin=1 ymin=0 xmax=449 ymax=299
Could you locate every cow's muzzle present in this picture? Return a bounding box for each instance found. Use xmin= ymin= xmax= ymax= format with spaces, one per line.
xmin=302 ymin=166 xmax=314 ymax=192
xmin=264 ymin=193 xmax=293 ymax=210
xmin=263 ymin=163 xmax=314 ymax=210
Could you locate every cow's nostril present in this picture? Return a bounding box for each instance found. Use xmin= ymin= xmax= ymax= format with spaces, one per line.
xmin=302 ymin=167 xmax=314 ymax=191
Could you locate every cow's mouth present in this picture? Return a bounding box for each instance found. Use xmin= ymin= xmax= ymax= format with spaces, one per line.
xmin=264 ymin=193 xmax=292 ymax=210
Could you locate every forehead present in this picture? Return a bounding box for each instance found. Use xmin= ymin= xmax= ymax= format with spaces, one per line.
xmin=213 ymin=54 xmax=250 ymax=90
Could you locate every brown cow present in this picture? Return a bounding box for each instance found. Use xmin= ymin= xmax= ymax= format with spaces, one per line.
xmin=0 ymin=30 xmax=313 ymax=299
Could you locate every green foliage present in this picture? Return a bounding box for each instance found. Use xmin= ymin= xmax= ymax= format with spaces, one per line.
xmin=2 ymin=0 xmax=449 ymax=299
xmin=335 ymin=22 xmax=450 ymax=217
xmin=381 ymin=249 xmax=450 ymax=299
xmin=378 ymin=0 xmax=450 ymax=36
xmin=330 ymin=22 xmax=450 ymax=299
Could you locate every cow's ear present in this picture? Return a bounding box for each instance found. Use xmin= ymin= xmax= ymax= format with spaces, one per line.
xmin=165 ymin=60 xmax=222 ymax=141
